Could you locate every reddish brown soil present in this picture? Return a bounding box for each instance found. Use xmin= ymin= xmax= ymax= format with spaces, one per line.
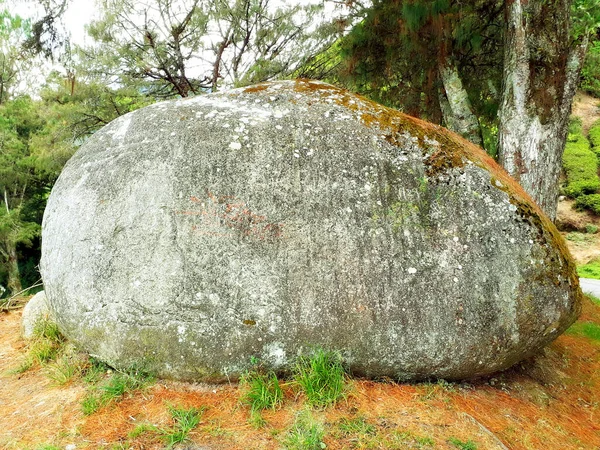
xmin=2 ymin=297 xmax=600 ymax=450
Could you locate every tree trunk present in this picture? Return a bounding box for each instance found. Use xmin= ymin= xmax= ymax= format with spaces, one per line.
xmin=6 ymin=240 xmax=21 ymax=294
xmin=497 ymin=0 xmax=587 ymax=220
xmin=438 ymin=60 xmax=483 ymax=147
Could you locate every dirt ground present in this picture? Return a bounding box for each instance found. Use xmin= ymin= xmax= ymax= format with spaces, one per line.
xmin=1 ymin=296 xmax=600 ymax=450
xmin=571 ymin=91 xmax=600 ymax=133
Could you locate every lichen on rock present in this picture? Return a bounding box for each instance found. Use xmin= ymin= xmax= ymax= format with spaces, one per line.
xmin=40 ymin=80 xmax=582 ymax=381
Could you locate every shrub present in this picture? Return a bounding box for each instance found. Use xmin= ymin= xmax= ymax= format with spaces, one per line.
xmin=575 ymin=194 xmax=600 ymax=215
xmin=589 ymin=118 xmax=600 ymax=153
xmin=562 ymin=134 xmax=600 ymax=198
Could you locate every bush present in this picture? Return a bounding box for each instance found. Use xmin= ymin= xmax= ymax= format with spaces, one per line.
xmin=562 ymin=134 xmax=600 ymax=198
xmin=575 ymin=194 xmax=600 ymax=215
xmin=589 ymin=119 xmax=600 ymax=154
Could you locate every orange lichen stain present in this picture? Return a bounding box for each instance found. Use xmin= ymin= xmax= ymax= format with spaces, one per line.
xmin=242 ymin=83 xmax=269 ymax=93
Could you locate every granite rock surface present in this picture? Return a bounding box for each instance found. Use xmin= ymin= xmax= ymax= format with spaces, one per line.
xmin=41 ymin=80 xmax=582 ymax=381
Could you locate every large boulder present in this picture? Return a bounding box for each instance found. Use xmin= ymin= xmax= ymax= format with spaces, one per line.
xmin=41 ymin=80 xmax=582 ymax=381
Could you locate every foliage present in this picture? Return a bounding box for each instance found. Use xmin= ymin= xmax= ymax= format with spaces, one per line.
xmin=0 ymin=94 xmax=79 ymax=294
xmin=283 ymin=409 xmax=326 ymax=450
xmin=575 ymin=193 xmax=600 ymax=214
xmin=562 ymin=132 xmax=600 ymax=198
xmin=240 ymin=362 xmax=283 ymax=411
xmin=293 ymin=349 xmax=347 ymax=408
xmin=83 ymin=0 xmax=332 ymax=98
xmin=317 ymin=0 xmax=503 ymax=149
xmin=589 ymin=118 xmax=600 ymax=152
xmin=581 ymin=42 xmax=600 ymax=97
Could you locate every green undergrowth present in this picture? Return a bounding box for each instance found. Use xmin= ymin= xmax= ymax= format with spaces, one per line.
xmin=563 ymin=116 xmax=600 ymax=215
xmin=562 ymin=129 xmax=600 ymax=198
xmin=293 ymin=349 xmax=347 ymax=408
xmin=13 ymin=318 xmax=67 ymax=373
xmin=283 ymin=409 xmax=326 ymax=450
xmin=577 ymin=259 xmax=600 ymax=279
xmin=575 ymin=193 xmax=600 ymax=214
xmin=567 ymin=321 xmax=600 ymax=343
xmin=589 ymin=118 xmax=600 ymax=152
xmin=129 ymin=405 xmax=205 ymax=448
xmin=81 ymin=366 xmax=155 ymax=415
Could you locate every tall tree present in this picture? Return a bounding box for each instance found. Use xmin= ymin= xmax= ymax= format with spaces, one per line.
xmin=82 ymin=0 xmax=334 ymax=98
xmin=497 ymin=0 xmax=599 ymax=219
xmin=0 ymin=97 xmax=44 ymax=293
xmin=0 ymin=4 xmax=31 ymax=104
xmin=323 ymin=0 xmax=599 ymax=219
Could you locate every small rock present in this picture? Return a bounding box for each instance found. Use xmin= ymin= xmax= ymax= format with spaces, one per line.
xmin=21 ymin=291 xmax=51 ymax=339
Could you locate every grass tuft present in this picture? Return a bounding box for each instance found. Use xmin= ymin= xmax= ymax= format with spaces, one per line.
xmin=160 ymin=405 xmax=204 ymax=447
xmin=81 ymin=367 xmax=155 ymax=415
xmin=45 ymin=353 xmax=84 ymax=385
xmin=293 ymin=349 xmax=347 ymax=407
xmin=241 ymin=364 xmax=283 ymax=411
xmin=248 ymin=410 xmax=268 ymax=429
xmin=13 ymin=317 xmax=66 ymax=373
xmin=283 ymin=409 xmax=326 ymax=450
xmin=337 ymin=416 xmax=376 ymax=436
xmin=448 ymin=437 xmax=478 ymax=450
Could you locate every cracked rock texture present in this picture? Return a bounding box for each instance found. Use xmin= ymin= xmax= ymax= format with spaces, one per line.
xmin=41 ymin=80 xmax=582 ymax=381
